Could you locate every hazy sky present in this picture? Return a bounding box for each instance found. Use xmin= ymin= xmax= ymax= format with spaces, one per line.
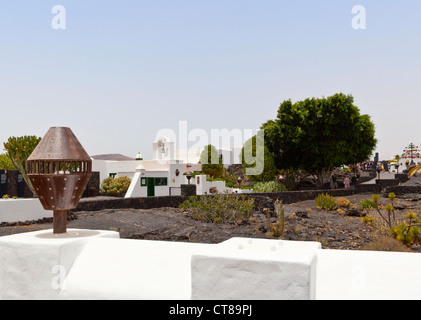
xmin=1 ymin=1 xmax=420 ymax=160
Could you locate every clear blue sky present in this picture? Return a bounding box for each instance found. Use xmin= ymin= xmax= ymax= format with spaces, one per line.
xmin=1 ymin=0 xmax=420 ymax=160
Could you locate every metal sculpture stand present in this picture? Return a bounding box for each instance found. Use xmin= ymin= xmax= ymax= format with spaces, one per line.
xmin=53 ymin=210 xmax=68 ymax=234
xmin=27 ymin=127 xmax=92 ymax=234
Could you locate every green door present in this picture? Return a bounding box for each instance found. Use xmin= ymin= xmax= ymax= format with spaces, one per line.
xmin=147 ymin=178 xmax=155 ymax=197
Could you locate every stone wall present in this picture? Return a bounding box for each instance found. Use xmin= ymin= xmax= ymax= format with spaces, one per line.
xmin=384 ymin=185 xmax=421 ymax=196
xmin=74 ymin=183 xmax=383 ymax=213
xmin=375 ymin=179 xmax=400 ymax=189
xmin=76 ymin=195 xmax=187 ymax=212
xmin=0 ymin=171 xmax=100 ymax=199
xmin=3 ymin=170 xmax=33 ymax=198
xmin=395 ymin=173 xmax=410 ymax=184
xmin=82 ymin=172 xmax=100 ymax=198
xmin=181 ymin=184 xmax=197 ymax=197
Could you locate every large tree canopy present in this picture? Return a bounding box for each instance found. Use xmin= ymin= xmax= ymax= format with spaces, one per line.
xmin=0 ymin=154 xmax=14 ymax=170
xmin=262 ymin=93 xmax=377 ymax=186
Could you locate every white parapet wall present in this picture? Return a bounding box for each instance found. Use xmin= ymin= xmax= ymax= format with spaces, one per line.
xmin=191 ymin=238 xmax=321 ymax=300
xmin=0 ymin=229 xmax=119 ymax=300
xmin=316 ymin=249 xmax=421 ymax=300
xmin=0 ymin=199 xmax=52 ymax=224
xmin=1 ymin=230 xmax=421 ymax=300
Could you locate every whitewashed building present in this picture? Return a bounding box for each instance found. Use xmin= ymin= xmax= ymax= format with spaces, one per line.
xmin=92 ymin=137 xmax=236 ymax=197
xmin=125 ymin=137 xmax=230 ymax=197
xmin=91 ymin=154 xmax=140 ymax=183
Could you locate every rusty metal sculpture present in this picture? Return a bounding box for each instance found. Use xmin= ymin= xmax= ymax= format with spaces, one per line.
xmin=27 ymin=127 xmax=92 ymax=234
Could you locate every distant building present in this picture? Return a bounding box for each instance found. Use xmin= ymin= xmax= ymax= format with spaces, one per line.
xmin=126 ymin=136 xmax=230 ymax=197
xmin=91 ymin=154 xmax=139 ymax=182
xmin=92 ymin=137 xmax=235 ymax=197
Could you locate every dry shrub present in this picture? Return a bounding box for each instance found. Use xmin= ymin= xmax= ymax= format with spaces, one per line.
xmin=336 ymin=197 xmax=351 ymax=208
xmin=361 ymin=234 xmax=412 ymax=253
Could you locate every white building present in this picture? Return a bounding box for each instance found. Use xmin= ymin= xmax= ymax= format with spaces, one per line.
xmin=91 ymin=154 xmax=140 ymax=183
xmin=92 ymin=137 xmax=242 ymax=197
xmin=125 ymin=137 xmax=231 ymax=197
xmin=390 ymin=143 xmax=421 ymax=172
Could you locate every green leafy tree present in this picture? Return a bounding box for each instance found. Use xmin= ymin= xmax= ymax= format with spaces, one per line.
xmin=0 ymin=154 xmax=14 ymax=170
xmin=3 ymin=136 xmax=42 ymax=194
xmin=262 ymin=93 xmax=377 ymax=187
xmin=199 ymin=144 xmax=224 ymax=178
xmin=240 ymin=134 xmax=278 ymax=182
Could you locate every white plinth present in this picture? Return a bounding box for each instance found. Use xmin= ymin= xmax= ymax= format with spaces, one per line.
xmin=192 ymin=237 xmax=320 ymax=300
xmin=61 ymin=238 xmax=211 ymax=300
xmin=0 ymin=229 xmax=119 ymax=300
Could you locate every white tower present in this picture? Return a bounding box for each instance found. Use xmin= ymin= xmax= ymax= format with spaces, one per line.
xmin=152 ymin=136 xmax=175 ymax=161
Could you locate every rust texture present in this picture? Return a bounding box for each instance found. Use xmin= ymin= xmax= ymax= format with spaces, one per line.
xmin=27 ymin=127 xmax=92 ymax=234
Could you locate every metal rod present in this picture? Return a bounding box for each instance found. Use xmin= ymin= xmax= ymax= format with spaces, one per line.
xmin=53 ymin=210 xmax=68 ymax=234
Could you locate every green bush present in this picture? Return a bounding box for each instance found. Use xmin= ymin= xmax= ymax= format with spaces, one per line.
xmin=359 ymin=194 xmax=421 ymax=247
xmin=183 ymin=171 xmax=203 ymax=178
xmin=206 ymin=177 xmax=225 ymax=182
xmin=253 ymin=180 xmax=286 ymax=193
xmin=390 ymin=223 xmax=421 ymax=246
xmin=180 ymin=194 xmax=255 ymax=223
xmin=101 ymin=176 xmax=131 ymax=196
xmin=358 ymin=198 xmax=377 ymax=211
xmin=316 ymin=193 xmax=337 ymax=211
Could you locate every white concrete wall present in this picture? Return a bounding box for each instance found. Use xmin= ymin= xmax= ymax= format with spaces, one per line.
xmin=315 ymin=249 xmax=421 ymax=299
xmin=168 ymin=161 xmax=185 ymax=190
xmin=125 ymin=165 xmax=231 ymax=198
xmin=92 ymin=160 xmax=108 ymax=183
xmin=116 ymin=171 xmax=136 ymax=181
xmin=0 ymin=229 xmax=119 ymax=300
xmin=194 ymin=175 xmax=228 ymax=195
xmin=191 ymin=238 xmax=319 ymax=300
xmin=0 ymin=199 xmax=52 ymax=223
xmin=2 ymin=230 xmax=421 ymax=300
xmin=92 ymin=160 xmax=140 ymax=183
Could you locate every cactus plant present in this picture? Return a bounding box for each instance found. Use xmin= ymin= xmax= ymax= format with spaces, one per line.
xmin=3 ymin=135 xmax=41 ymax=195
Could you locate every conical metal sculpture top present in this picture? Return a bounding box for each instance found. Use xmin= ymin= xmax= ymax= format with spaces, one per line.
xmin=27 ymin=127 xmax=92 ymax=234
